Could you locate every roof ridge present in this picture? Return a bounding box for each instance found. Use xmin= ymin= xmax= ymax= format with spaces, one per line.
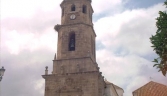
xmin=133 ymin=81 xmax=153 ymax=93
xmin=152 ymin=81 xmax=167 ymax=87
xmin=133 ymin=81 xmax=167 ymax=95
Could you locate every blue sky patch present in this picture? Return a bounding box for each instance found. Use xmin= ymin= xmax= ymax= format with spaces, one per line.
xmin=125 ymin=0 xmax=165 ymax=9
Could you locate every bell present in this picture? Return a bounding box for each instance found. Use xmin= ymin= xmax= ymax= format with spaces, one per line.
xmin=71 ymin=43 xmax=74 ymax=47
xmin=70 ymin=39 xmax=75 ymax=47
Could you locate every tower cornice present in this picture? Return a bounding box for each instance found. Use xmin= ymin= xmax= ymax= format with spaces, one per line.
xmin=54 ymin=23 xmax=96 ymax=37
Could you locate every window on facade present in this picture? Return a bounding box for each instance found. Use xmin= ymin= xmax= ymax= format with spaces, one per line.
xmin=69 ymin=33 xmax=75 ymax=51
xmin=82 ymin=5 xmax=87 ymax=13
xmin=71 ymin=5 xmax=76 ymax=11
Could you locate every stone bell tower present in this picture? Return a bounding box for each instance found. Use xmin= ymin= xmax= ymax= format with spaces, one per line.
xmin=42 ymin=0 xmax=106 ymax=96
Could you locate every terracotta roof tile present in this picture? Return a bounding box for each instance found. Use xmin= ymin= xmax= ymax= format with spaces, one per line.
xmin=133 ymin=81 xmax=167 ymax=96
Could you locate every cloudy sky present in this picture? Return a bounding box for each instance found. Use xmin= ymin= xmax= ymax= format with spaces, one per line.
xmin=1 ymin=0 xmax=167 ymax=96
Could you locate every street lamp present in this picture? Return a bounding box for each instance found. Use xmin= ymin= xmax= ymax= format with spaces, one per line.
xmin=0 ymin=67 xmax=5 ymax=82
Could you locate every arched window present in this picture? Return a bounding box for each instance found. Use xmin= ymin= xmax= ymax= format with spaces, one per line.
xmin=71 ymin=5 xmax=76 ymax=11
xmin=69 ymin=32 xmax=75 ymax=51
xmin=82 ymin=5 xmax=87 ymax=13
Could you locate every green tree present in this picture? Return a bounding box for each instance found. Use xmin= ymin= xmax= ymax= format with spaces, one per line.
xmin=150 ymin=0 xmax=167 ymax=76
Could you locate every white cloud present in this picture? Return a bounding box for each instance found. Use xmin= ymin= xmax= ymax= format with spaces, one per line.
xmin=1 ymin=28 xmax=57 ymax=55
xmin=95 ymin=3 xmax=165 ymax=56
xmin=95 ymin=2 xmax=167 ymax=96
xmin=126 ymin=76 xmax=149 ymax=95
xmin=34 ymin=79 xmax=45 ymax=95
xmin=1 ymin=0 xmax=62 ymax=19
xmin=1 ymin=0 xmax=167 ymax=96
xmin=92 ymin=0 xmax=123 ymax=14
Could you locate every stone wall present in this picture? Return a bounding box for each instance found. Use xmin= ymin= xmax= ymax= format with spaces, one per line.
xmin=56 ymin=24 xmax=96 ymax=62
xmin=53 ymin=57 xmax=98 ymax=75
xmin=43 ymin=71 xmax=104 ymax=96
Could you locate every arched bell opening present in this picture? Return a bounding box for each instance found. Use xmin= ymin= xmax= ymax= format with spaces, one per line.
xmin=69 ymin=32 xmax=75 ymax=51
xmin=71 ymin=4 xmax=76 ymax=11
xmin=82 ymin=5 xmax=87 ymax=13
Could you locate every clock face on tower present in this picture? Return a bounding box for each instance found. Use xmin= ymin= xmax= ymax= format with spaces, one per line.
xmin=70 ymin=14 xmax=76 ymax=20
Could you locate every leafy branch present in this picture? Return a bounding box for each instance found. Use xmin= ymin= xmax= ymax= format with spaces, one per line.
xmin=150 ymin=0 xmax=167 ymax=76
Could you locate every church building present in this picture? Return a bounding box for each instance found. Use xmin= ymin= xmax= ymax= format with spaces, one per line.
xmin=42 ymin=0 xmax=124 ymax=96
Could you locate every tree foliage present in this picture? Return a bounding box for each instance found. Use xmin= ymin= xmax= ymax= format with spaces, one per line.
xmin=150 ymin=0 xmax=167 ymax=76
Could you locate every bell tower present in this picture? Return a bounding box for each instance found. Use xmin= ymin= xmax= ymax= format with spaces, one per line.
xmin=55 ymin=0 xmax=96 ymax=62
xmin=61 ymin=0 xmax=93 ymax=25
xmin=43 ymin=0 xmax=106 ymax=96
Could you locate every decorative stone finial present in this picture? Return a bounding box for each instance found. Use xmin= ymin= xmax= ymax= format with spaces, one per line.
xmin=45 ymin=66 xmax=48 ymax=75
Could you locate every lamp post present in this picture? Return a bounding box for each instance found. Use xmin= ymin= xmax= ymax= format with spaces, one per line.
xmin=0 ymin=67 xmax=5 ymax=82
